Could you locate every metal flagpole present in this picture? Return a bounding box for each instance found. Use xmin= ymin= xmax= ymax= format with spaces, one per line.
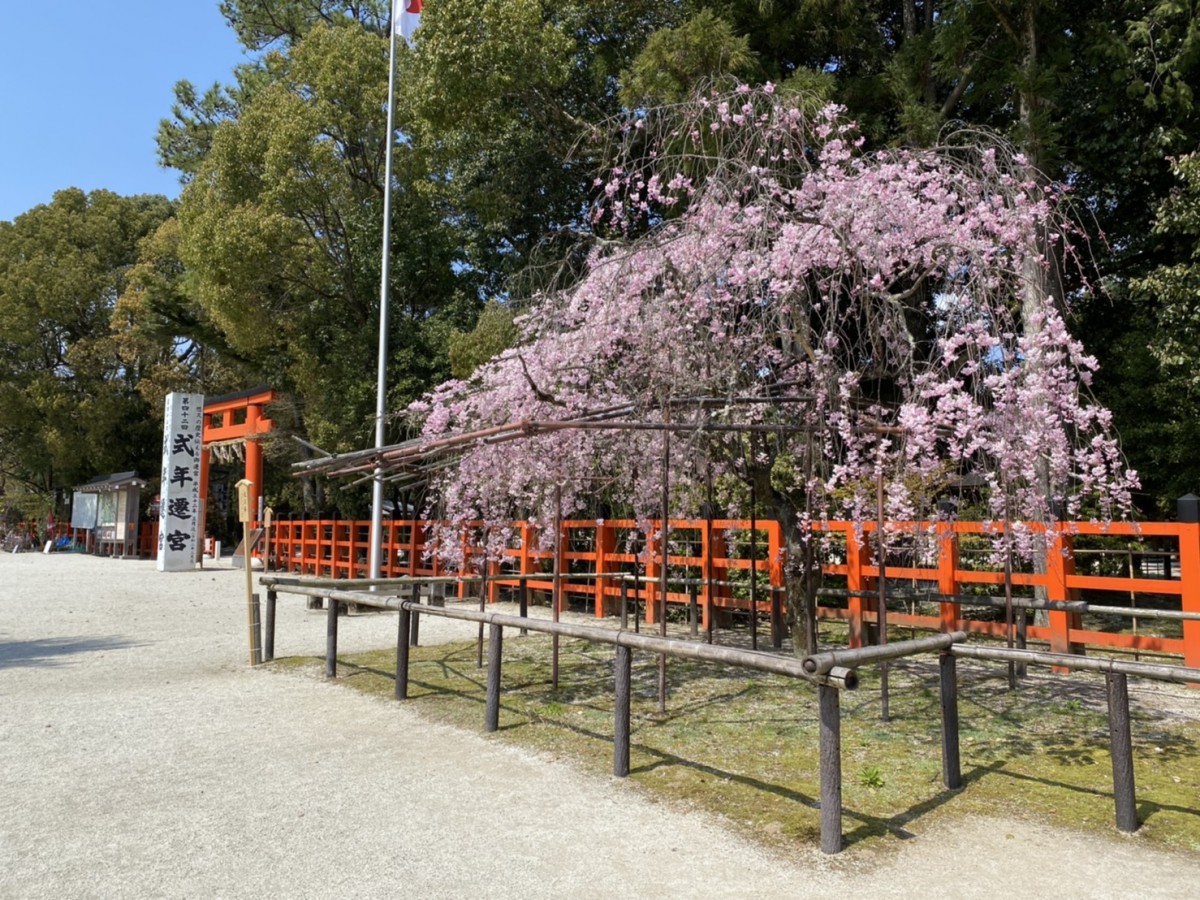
xmin=369 ymin=4 xmax=403 ymax=581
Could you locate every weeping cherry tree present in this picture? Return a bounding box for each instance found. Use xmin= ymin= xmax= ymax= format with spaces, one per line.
xmin=407 ymin=85 xmax=1138 ymax=651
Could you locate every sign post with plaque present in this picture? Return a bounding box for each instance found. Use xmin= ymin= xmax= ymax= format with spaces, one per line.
xmin=156 ymin=392 xmax=204 ymax=572
xmin=237 ymin=478 xmax=262 ymax=665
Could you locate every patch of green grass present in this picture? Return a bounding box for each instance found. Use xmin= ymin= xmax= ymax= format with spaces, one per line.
xmin=271 ymin=633 xmax=1200 ymax=855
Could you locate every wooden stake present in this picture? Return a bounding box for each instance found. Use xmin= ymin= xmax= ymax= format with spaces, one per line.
xmin=750 ymin=478 xmax=759 ymax=652
xmin=1106 ymin=672 xmax=1139 ymax=833
xmin=659 ymin=428 xmax=669 ymax=714
xmin=395 ymin=603 xmax=411 ymax=700
xmin=409 ymin=582 xmax=420 ymax=647
xmin=614 ymin=644 xmax=632 ymax=777
xmin=485 ymin=623 xmax=503 ymax=732
xmin=819 ymin=684 xmax=843 ymax=854
xmin=876 ymin=465 xmax=889 ymax=722
xmin=324 ymin=595 xmax=337 ymax=679
xmin=939 ymin=652 xmax=962 ymax=790
xmin=264 ymin=589 xmax=276 ymax=662
xmin=552 ymin=486 xmax=562 ymax=690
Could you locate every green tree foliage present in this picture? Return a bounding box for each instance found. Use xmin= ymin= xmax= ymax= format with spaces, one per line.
xmin=111 ymin=217 xmax=247 ymax=413
xmin=402 ymin=0 xmax=678 ymax=292
xmin=447 ymin=300 xmax=518 ymax=380
xmin=176 ymin=20 xmax=465 ymax=492
xmin=218 ymin=0 xmax=390 ymax=50
xmin=0 ymin=190 xmax=173 ymax=505
xmin=132 ymin=0 xmax=1198 ymax=514
xmin=1115 ymin=154 xmax=1200 ymax=507
xmin=673 ymin=0 xmax=1200 ymax=510
xmin=620 ymin=9 xmax=758 ymax=106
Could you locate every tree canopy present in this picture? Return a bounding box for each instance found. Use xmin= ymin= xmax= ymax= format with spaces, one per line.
xmin=0 ymin=190 xmax=174 ymax=514
xmin=410 ymin=87 xmax=1137 ymax=564
xmin=3 ymin=0 xmax=1199 ymax=522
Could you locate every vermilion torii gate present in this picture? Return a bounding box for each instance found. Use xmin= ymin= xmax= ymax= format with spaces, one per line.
xmin=200 ymin=387 xmax=276 ymax=535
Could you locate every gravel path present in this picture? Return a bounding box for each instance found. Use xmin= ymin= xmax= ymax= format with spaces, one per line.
xmin=2 ymin=553 xmax=1199 ymax=898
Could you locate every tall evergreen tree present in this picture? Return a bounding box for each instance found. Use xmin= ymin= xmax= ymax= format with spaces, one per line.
xmin=0 ymin=190 xmax=174 ymax=509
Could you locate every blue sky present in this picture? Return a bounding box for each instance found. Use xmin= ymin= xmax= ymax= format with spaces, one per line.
xmin=0 ymin=3 xmax=250 ymax=223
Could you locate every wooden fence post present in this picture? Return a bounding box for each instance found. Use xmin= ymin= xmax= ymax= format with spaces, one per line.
xmin=595 ymin=520 xmax=615 ymax=617
xmin=396 ymin=603 xmax=412 ymax=701
xmin=409 ymin=583 xmax=421 ymax=647
xmin=644 ymin=528 xmax=660 ymax=626
xmin=818 ymin=683 xmax=843 ymax=854
xmin=768 ymin=521 xmax=784 ymax=649
xmin=264 ymin=589 xmax=276 ymax=662
xmin=846 ymin=526 xmax=870 ymax=649
xmin=702 ymin=514 xmax=713 ymax=637
xmin=382 ymin=519 xmax=394 ymax=577
xmin=1046 ymin=530 xmax=1083 ymax=657
xmin=614 ymin=643 xmax=632 ymax=777
xmin=937 ymin=521 xmax=960 ymax=633
xmin=1106 ymin=671 xmax=1139 ymax=833
xmin=518 ymin=581 xmax=529 ymax=636
xmin=939 ymin=651 xmax=962 ymax=790
xmin=485 ymin=623 xmax=503 ymax=732
xmin=688 ymin=582 xmax=699 ymax=636
xmin=1176 ymin=499 xmax=1200 ymax=672
xmin=324 ymin=595 xmax=337 ymax=679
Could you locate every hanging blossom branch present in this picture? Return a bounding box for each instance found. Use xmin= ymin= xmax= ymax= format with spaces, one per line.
xmin=408 ymin=84 xmax=1137 ymax=567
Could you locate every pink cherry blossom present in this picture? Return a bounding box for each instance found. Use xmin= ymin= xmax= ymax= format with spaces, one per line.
xmin=409 ymin=87 xmax=1136 ymax=568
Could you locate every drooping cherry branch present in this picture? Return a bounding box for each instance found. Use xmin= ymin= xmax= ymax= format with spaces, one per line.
xmin=408 ymin=84 xmax=1137 ymax=568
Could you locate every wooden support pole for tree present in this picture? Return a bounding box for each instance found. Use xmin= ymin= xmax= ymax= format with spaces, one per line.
xmin=688 ymin=581 xmax=698 ymax=636
xmin=395 ymin=602 xmax=411 ymax=700
xmin=264 ymin=589 xmax=276 ymax=663
xmin=818 ymin=683 xmax=843 ymax=854
xmin=250 ymin=593 xmax=262 ymax=666
xmin=518 ymin=580 xmax=529 ymax=636
xmin=614 ymin=643 xmax=632 ymax=777
xmin=939 ymin=651 xmax=962 ymax=790
xmin=658 ymin=430 xmax=670 ymax=714
xmin=485 ymin=623 xmax=503 ymax=732
xmin=324 ymin=595 xmax=337 ymax=679
xmin=1004 ymin=536 xmax=1017 ymax=690
xmin=620 ymin=578 xmax=629 ymax=630
xmin=1016 ymin=605 xmax=1028 ymax=679
xmin=1106 ymin=671 xmax=1138 ymax=833
xmin=409 ymin=582 xmax=420 ymax=647
xmin=876 ymin=465 xmax=889 ymax=722
xmin=477 ymin=534 xmax=489 ymax=669
xmin=771 ymin=587 xmax=783 ymax=650
xmin=750 ymin=478 xmax=759 ymax=652
xmin=633 ymin=563 xmax=641 ymax=634
xmin=237 ymin=479 xmax=261 ymax=667
xmin=705 ymin=464 xmax=715 ymax=645
xmin=552 ymin=486 xmax=562 ymax=691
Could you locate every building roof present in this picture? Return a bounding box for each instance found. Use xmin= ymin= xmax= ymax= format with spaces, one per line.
xmin=76 ymin=472 xmax=147 ymax=492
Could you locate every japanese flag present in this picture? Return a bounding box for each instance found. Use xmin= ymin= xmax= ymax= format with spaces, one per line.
xmin=396 ymin=0 xmax=422 ymax=45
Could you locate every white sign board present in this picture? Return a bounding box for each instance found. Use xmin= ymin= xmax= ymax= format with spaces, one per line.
xmin=156 ymin=392 xmax=204 ymax=572
xmin=70 ymin=491 xmax=98 ymax=530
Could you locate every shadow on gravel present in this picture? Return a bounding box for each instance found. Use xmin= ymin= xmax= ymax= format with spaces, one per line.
xmin=0 ymin=636 xmax=148 ymax=669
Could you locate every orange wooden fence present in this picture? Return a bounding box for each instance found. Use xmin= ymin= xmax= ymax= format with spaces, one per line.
xmin=263 ymin=516 xmax=1200 ymax=669
xmin=20 ymin=512 xmax=1195 ymax=667
xmin=18 ymin=521 xmax=160 ymax=557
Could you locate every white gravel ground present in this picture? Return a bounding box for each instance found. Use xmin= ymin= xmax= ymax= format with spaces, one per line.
xmin=2 ymin=552 xmax=1199 ymax=899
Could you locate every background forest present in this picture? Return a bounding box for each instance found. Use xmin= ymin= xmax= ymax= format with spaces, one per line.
xmin=2 ymin=0 xmax=1199 ymax=529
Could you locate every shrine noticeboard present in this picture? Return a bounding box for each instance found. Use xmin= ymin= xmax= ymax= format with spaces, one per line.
xmin=157 ymin=392 xmax=205 ymax=572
